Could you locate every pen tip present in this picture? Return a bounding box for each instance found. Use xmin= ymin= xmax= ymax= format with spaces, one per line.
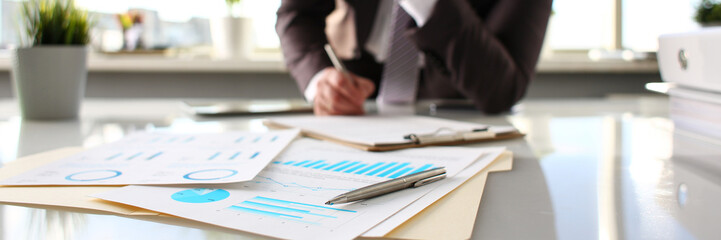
xmin=325 ymin=201 xmax=333 ymax=205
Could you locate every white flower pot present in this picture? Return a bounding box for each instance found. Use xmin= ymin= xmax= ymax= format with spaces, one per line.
xmin=11 ymin=46 xmax=88 ymax=120
xmin=210 ymin=17 xmax=254 ymax=60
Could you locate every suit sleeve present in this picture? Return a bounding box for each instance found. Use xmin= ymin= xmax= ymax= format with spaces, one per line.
xmin=276 ymin=0 xmax=335 ymax=92
xmin=409 ymin=0 xmax=552 ymax=113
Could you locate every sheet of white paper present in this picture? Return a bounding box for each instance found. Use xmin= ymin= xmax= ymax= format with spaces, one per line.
xmin=1 ymin=129 xmax=300 ymax=185
xmin=362 ymin=147 xmax=505 ymax=236
xmin=94 ymin=138 xmax=489 ymax=240
xmin=267 ymin=115 xmax=514 ymax=146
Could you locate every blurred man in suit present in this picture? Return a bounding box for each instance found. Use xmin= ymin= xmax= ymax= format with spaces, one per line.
xmin=276 ymin=0 xmax=552 ymax=115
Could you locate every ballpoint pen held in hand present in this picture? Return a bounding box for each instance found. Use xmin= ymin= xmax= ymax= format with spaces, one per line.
xmin=324 ymin=43 xmax=357 ymax=86
xmin=325 ymin=167 xmax=446 ymax=205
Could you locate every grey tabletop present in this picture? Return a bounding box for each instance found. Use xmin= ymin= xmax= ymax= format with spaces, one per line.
xmin=0 ymin=96 xmax=716 ymax=240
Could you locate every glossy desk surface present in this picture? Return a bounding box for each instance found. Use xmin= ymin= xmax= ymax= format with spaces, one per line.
xmin=0 ymin=96 xmax=717 ymax=240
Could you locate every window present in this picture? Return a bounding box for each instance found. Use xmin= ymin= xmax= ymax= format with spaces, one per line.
xmin=1 ymin=0 xmax=281 ymax=52
xmin=547 ymin=0 xmax=702 ymax=53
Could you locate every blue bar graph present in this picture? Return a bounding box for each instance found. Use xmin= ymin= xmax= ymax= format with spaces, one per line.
xmin=355 ymin=162 xmax=385 ymax=175
xmin=250 ymin=152 xmax=260 ymax=159
xmin=270 ymin=136 xmax=279 ymax=142
xmin=409 ymin=164 xmax=434 ymax=175
xmin=208 ymin=152 xmax=221 ymax=160
xmin=378 ymin=163 xmax=410 ymax=177
xmin=227 ymin=196 xmax=358 ymax=225
xmin=345 ymin=163 xmax=367 ymax=173
xmin=323 ymin=161 xmax=349 ymax=170
xmin=253 ymin=196 xmax=356 ymax=212
xmin=271 ymin=160 xmax=436 ymax=178
xmin=235 ymin=137 xmax=244 ymax=143
xmin=333 ymin=161 xmax=360 ymax=172
xmin=229 ymin=152 xmax=241 ymax=160
xmin=366 ymin=162 xmax=397 ymax=176
xmin=253 ymin=137 xmax=261 ymax=143
xmin=183 ymin=137 xmax=195 ymax=143
xmin=293 ymin=160 xmax=311 ymax=166
xmin=303 ymin=160 xmax=324 ymax=168
xmin=228 ymin=205 xmax=302 ymax=219
xmin=390 ymin=167 xmax=413 ymax=178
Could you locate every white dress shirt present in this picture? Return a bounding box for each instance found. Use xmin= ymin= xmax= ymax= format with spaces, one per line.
xmin=304 ymin=0 xmax=438 ymax=102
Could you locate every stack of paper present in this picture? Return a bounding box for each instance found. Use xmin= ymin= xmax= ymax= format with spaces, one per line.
xmin=93 ymin=138 xmax=503 ymax=240
xmin=0 ymin=115 xmax=513 ymax=239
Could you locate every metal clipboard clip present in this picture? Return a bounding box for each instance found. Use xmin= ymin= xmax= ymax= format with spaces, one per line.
xmin=403 ymin=127 xmax=496 ymax=145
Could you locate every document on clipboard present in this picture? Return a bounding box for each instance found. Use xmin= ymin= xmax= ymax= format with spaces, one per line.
xmin=263 ymin=115 xmax=524 ymax=151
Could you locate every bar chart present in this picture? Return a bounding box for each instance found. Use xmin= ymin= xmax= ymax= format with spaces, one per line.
xmin=271 ymin=160 xmax=435 ymax=179
xmin=227 ymin=196 xmax=358 ymax=226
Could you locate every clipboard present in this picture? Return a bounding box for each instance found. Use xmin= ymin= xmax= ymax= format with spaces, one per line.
xmin=263 ymin=115 xmax=524 ymax=151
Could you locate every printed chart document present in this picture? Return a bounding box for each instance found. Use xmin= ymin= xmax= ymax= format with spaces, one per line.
xmin=1 ymin=129 xmax=300 ymax=185
xmin=95 ymin=139 xmax=491 ymax=240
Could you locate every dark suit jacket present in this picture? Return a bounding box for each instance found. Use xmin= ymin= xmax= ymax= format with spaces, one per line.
xmin=276 ymin=0 xmax=552 ymax=113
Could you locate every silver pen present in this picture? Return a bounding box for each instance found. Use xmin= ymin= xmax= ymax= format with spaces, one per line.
xmin=324 ymin=43 xmax=356 ymax=85
xmin=325 ymin=167 xmax=446 ymax=205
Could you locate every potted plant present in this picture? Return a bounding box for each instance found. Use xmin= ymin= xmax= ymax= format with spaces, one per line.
xmin=695 ymin=0 xmax=721 ymax=27
xmin=210 ymin=0 xmax=254 ymax=60
xmin=12 ymin=0 xmax=91 ymax=120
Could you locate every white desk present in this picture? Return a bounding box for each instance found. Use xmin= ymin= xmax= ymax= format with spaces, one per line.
xmin=0 ymin=96 xmax=717 ymax=239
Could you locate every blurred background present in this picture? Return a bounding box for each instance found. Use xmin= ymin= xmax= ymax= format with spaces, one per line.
xmin=0 ymin=0 xmax=707 ymax=99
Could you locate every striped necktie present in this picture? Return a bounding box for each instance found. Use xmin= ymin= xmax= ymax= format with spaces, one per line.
xmin=377 ymin=2 xmax=420 ymax=104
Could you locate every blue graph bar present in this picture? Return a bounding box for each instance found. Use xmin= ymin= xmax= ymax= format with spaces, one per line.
xmin=250 ymin=152 xmax=260 ymax=159
xmin=151 ymin=137 xmax=161 ymax=143
xmin=366 ymin=162 xmax=398 ymax=176
xmin=253 ymin=137 xmax=261 ymax=143
xmin=345 ymin=163 xmax=367 ymax=173
xmin=146 ymin=152 xmax=163 ymax=160
xmin=126 ymin=152 xmax=143 ymax=160
xmin=303 ymin=160 xmax=324 ymax=168
xmin=183 ymin=137 xmax=195 ymax=143
xmin=409 ymin=164 xmax=434 ymax=175
xmin=293 ymin=160 xmax=310 ymax=166
xmin=208 ymin=152 xmax=221 ymax=160
xmin=313 ymin=163 xmax=328 ymax=169
xmin=106 ymin=153 xmax=122 ymax=160
xmin=356 ymin=162 xmax=385 ymax=174
xmin=390 ymin=167 xmax=414 ymax=178
xmin=167 ymin=137 xmax=178 ymax=143
xmin=334 ymin=161 xmax=360 ymax=172
xmin=228 ymin=206 xmax=302 ymax=219
xmin=378 ymin=162 xmax=410 ymax=177
xmin=235 ymin=137 xmax=244 ymax=143
xmin=241 ymin=201 xmax=337 ymax=218
xmin=254 ymin=196 xmax=356 ymax=212
xmin=270 ymin=136 xmax=279 ymax=142
xmin=323 ymin=160 xmax=349 ymax=170
xmin=230 ymin=152 xmax=241 ymax=160
xmin=283 ymin=161 xmax=296 ymax=165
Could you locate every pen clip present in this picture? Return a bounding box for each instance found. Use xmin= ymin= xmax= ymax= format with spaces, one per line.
xmin=412 ymin=173 xmax=446 ymax=187
xmin=404 ymin=127 xmax=494 ymax=144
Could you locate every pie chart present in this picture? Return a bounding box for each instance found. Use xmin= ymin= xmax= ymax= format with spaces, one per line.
xmin=171 ymin=188 xmax=230 ymax=203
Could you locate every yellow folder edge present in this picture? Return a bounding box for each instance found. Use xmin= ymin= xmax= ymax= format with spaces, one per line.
xmin=0 ymin=147 xmax=513 ymax=239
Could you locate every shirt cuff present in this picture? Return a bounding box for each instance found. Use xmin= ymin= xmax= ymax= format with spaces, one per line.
xmin=399 ymin=0 xmax=438 ymax=27
xmin=304 ymin=70 xmax=325 ymax=103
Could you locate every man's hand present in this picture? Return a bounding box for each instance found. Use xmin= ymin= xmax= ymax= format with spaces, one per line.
xmin=314 ymin=67 xmax=375 ymax=116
